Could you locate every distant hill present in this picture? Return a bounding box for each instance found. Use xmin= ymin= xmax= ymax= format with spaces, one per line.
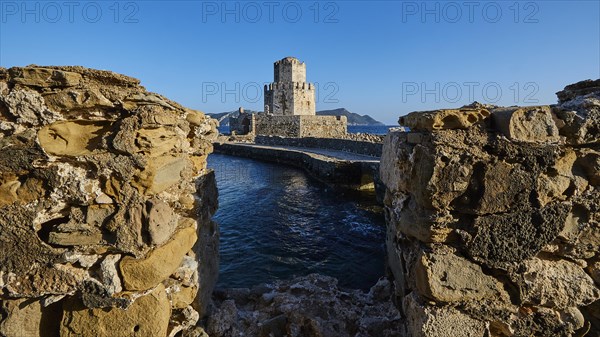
xmin=208 ymin=108 xmax=383 ymax=126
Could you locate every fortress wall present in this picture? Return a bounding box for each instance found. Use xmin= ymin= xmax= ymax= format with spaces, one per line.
xmin=380 ymin=80 xmax=600 ymax=336
xmin=299 ymin=115 xmax=347 ymax=138
xmin=254 ymin=114 xmax=302 ymax=137
xmin=0 ymin=66 xmax=219 ymax=337
xmin=255 ymin=135 xmax=382 ymax=157
xmin=213 ymin=142 xmax=372 ymax=188
xmin=292 ymin=85 xmax=316 ymax=115
xmin=265 ymin=84 xmax=316 ymax=116
xmin=264 ymin=84 xmax=273 ymax=114
xmin=254 ymin=115 xmax=346 ymax=138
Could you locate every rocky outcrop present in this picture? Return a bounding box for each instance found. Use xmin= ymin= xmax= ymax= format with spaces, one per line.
xmin=206 ymin=274 xmax=404 ymax=337
xmin=382 ymin=80 xmax=600 ymax=336
xmin=0 ymin=66 xmax=219 ymax=337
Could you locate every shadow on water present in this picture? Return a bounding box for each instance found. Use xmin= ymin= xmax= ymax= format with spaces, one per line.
xmin=207 ymin=153 xmax=386 ymax=291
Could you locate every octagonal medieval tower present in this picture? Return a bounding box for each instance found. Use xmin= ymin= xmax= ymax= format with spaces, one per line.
xmin=264 ymin=57 xmax=316 ymax=116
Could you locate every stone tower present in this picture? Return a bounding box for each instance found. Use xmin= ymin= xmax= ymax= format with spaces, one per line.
xmin=264 ymin=57 xmax=316 ymax=116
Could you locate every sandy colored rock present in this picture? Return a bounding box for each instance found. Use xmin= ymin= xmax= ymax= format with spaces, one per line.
xmin=124 ymin=92 xmax=178 ymax=110
xmin=120 ymin=226 xmax=198 ymax=291
xmin=134 ymin=155 xmax=188 ymax=194
xmin=589 ymin=260 xmax=600 ymax=284
xmin=386 ymin=195 xmax=452 ymax=243
xmin=536 ymin=173 xmax=571 ymax=206
xmin=9 ymin=67 xmax=82 ymax=87
xmin=186 ymin=109 xmax=206 ymax=126
xmin=0 ymin=298 xmax=61 ymax=337
xmin=145 ymin=198 xmax=178 ymax=245
xmin=470 ymin=160 xmax=533 ymax=214
xmin=403 ymin=293 xmax=486 ymax=337
xmin=399 ymin=105 xmax=490 ymax=131
xmin=136 ymin=127 xmax=182 ymax=157
xmin=60 ymin=284 xmax=170 ymax=337
xmin=492 ymin=106 xmax=559 ymax=143
xmin=170 ymin=285 xmax=198 ymax=309
xmin=414 ymin=249 xmax=507 ymax=303
xmin=38 ymin=120 xmax=111 ymax=156
xmin=86 ymin=205 xmax=115 ymax=227
xmin=43 ymin=88 xmax=114 ymax=112
xmin=518 ymin=258 xmax=600 ymax=309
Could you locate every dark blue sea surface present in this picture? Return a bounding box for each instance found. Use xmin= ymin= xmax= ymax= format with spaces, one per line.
xmin=207 ymin=153 xmax=386 ymax=290
xmin=217 ymin=124 xmax=396 ymax=135
xmin=347 ymin=125 xmax=396 ymax=135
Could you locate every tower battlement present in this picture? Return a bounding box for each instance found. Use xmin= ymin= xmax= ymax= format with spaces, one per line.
xmin=264 ymin=82 xmax=313 ymax=92
xmin=265 ymin=57 xmax=315 ymax=116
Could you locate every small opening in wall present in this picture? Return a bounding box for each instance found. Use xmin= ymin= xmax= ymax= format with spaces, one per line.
xmin=37 ymin=216 xmax=69 ymax=244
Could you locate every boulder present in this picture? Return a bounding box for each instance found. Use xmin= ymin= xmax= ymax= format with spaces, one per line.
xmin=414 ymin=248 xmax=508 ymax=303
xmin=491 ymin=106 xmax=559 ymax=143
xmin=517 ymin=258 xmax=600 ymax=309
xmin=60 ymin=284 xmax=171 ymax=337
xmin=399 ymin=105 xmax=490 ymax=131
xmin=403 ymin=293 xmax=487 ymax=337
xmin=38 ymin=120 xmax=112 ymax=156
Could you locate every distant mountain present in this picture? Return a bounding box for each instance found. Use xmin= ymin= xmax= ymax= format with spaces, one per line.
xmin=207 ymin=108 xmax=383 ymax=126
xmin=316 ymin=108 xmax=384 ymax=126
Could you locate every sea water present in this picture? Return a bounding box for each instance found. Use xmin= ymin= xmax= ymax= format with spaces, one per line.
xmin=208 ymin=154 xmax=386 ymax=290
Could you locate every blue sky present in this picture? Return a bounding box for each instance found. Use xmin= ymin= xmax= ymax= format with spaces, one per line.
xmin=1 ymin=1 xmax=599 ymax=124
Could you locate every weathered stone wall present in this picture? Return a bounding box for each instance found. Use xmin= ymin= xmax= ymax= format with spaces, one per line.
xmin=380 ymin=80 xmax=600 ymax=336
xmin=299 ymin=115 xmax=347 ymax=138
xmin=274 ymin=57 xmax=306 ymax=83
xmin=229 ymin=112 xmax=251 ymax=135
xmin=255 ymin=135 xmax=383 ymax=157
xmin=0 ymin=66 xmax=219 ymax=337
xmin=254 ymin=114 xmax=301 ymax=137
xmin=253 ymin=114 xmax=347 ymax=138
xmin=292 ymin=82 xmax=316 ymax=116
xmin=264 ymin=82 xmax=316 ymax=116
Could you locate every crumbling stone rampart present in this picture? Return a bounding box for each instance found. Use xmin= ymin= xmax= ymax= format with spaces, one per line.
xmin=381 ymin=80 xmax=600 ymax=336
xmin=0 ymin=66 xmax=219 ymax=337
